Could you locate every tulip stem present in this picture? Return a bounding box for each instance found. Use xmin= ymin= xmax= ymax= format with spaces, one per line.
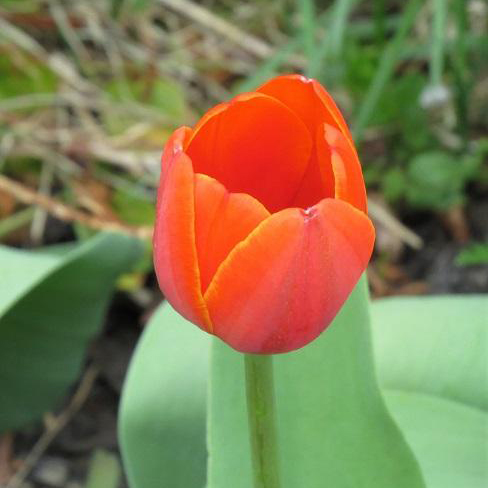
xmin=244 ymin=354 xmax=281 ymax=488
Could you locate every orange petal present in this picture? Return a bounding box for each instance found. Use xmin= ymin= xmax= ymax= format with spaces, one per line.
xmin=289 ymin=125 xmax=335 ymax=209
xmin=310 ymin=79 xmax=355 ymax=144
xmin=257 ymin=75 xmax=365 ymax=208
xmin=185 ymin=93 xmax=312 ymax=212
xmin=153 ymin=152 xmax=211 ymax=331
xmin=161 ymin=126 xmax=193 ymax=179
xmin=204 ymin=199 xmax=375 ymax=353
xmin=257 ymin=74 xmax=353 ymax=144
xmin=194 ymin=174 xmax=270 ymax=293
xmin=184 ymin=93 xmax=259 ymax=147
xmin=321 ymin=124 xmax=367 ymax=213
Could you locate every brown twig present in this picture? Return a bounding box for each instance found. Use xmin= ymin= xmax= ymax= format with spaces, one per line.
xmin=367 ymin=199 xmax=423 ymax=249
xmin=5 ymin=367 xmax=99 ymax=488
xmin=0 ymin=11 xmax=85 ymax=30
xmin=0 ymin=433 xmax=14 ymax=484
xmin=0 ymin=175 xmax=152 ymax=239
xmin=157 ymin=0 xmax=274 ymax=59
xmin=47 ymin=0 xmax=91 ymax=65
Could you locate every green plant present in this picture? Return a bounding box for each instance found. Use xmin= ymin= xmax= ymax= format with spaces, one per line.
xmin=405 ymin=151 xmax=479 ymax=210
xmin=119 ymin=284 xmax=487 ymax=488
xmin=0 ymin=232 xmax=143 ymax=432
xmin=456 ymin=243 xmax=488 ymax=266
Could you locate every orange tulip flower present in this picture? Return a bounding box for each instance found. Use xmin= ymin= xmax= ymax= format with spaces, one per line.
xmin=154 ymin=75 xmax=375 ymax=354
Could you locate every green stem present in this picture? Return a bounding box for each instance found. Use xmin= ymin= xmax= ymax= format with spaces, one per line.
xmin=244 ymin=354 xmax=281 ymax=488
xmin=452 ymin=0 xmax=470 ymax=148
xmin=430 ymin=0 xmax=447 ymax=86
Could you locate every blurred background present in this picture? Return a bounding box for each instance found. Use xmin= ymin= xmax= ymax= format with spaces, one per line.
xmin=0 ymin=0 xmax=487 ymax=487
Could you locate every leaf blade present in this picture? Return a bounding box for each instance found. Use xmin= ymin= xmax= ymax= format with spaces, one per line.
xmin=119 ymin=303 xmax=210 ymax=488
xmin=0 ymin=233 xmax=143 ymax=431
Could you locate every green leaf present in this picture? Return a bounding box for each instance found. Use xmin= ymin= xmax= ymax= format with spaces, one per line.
xmin=0 ymin=233 xmax=143 ymax=432
xmin=456 ymin=242 xmax=488 ymax=266
xmin=112 ymin=189 xmax=155 ymax=227
xmin=372 ymin=295 xmax=488 ymax=410
xmin=298 ymin=0 xmax=316 ymax=72
xmin=208 ymin=277 xmax=425 ymax=488
xmin=119 ymin=292 xmax=487 ymax=488
xmin=406 ymin=151 xmax=468 ymax=210
xmin=429 ymin=0 xmax=448 ymax=86
xmin=118 ymin=304 xmax=210 ymax=488
xmin=385 ymin=391 xmax=487 ymax=488
xmin=371 ymin=295 xmax=488 ymax=488
xmin=309 ymin=0 xmax=359 ymax=80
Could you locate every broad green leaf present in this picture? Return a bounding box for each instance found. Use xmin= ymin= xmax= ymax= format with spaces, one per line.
xmin=0 ymin=233 xmax=142 ymax=432
xmin=372 ymin=295 xmax=488 ymax=411
xmin=385 ymin=391 xmax=487 ymax=488
xmin=119 ymin=291 xmax=487 ymax=488
xmin=208 ymin=277 xmax=425 ymax=488
xmin=119 ymin=304 xmax=210 ymax=488
xmin=0 ymin=244 xmax=67 ymax=318
xmin=371 ymin=295 xmax=488 ymax=488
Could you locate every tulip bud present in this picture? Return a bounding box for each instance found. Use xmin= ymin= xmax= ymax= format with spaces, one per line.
xmin=154 ymin=75 xmax=375 ymax=354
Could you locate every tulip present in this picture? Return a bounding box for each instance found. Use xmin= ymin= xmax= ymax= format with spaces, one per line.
xmin=153 ymin=74 xmax=375 ymax=354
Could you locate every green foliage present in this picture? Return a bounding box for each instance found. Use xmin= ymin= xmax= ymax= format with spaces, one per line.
xmin=0 ymin=233 xmax=143 ymax=432
xmin=207 ymin=277 xmax=425 ymax=488
xmin=372 ymin=295 xmax=488 ymax=487
xmin=352 ymin=0 xmax=424 ymax=141
xmin=106 ymin=78 xmax=187 ymax=120
xmin=456 ymin=243 xmax=488 ymax=267
xmin=381 ymin=166 xmax=407 ymax=202
xmin=379 ymin=143 xmax=486 ymax=209
xmin=102 ymin=77 xmax=187 ymax=136
xmin=119 ymin=289 xmax=487 ymax=488
xmin=298 ymin=0 xmax=316 ymax=69
xmin=112 ymin=188 xmax=155 ymax=227
xmin=385 ymin=391 xmax=487 ymax=488
xmin=121 ymin=278 xmax=433 ymax=488
xmin=119 ymin=303 xmax=210 ymax=488
xmin=110 ymin=188 xmax=155 ymax=276
xmin=405 ymin=151 xmax=476 ymax=210
xmin=234 ymin=39 xmax=301 ymax=94
xmin=371 ymin=73 xmax=432 ymax=151
xmin=0 ymin=56 xmax=57 ymax=99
